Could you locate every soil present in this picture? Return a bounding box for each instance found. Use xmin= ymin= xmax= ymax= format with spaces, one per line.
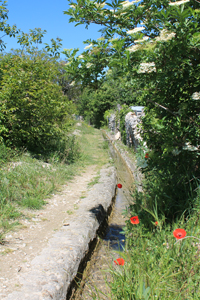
xmin=0 ymin=165 xmax=99 ymax=299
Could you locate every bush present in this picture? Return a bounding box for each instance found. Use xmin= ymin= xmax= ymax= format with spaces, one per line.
xmin=0 ymin=53 xmax=75 ymax=152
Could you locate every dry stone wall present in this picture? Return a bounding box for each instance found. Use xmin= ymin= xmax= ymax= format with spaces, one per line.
xmin=108 ymin=106 xmax=144 ymax=149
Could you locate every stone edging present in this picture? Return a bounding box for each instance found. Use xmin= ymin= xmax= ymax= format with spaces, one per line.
xmin=5 ymin=166 xmax=117 ymax=300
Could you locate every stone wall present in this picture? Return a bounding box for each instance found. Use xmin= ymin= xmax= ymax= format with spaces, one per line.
xmin=108 ymin=106 xmax=144 ymax=149
xmin=125 ymin=110 xmax=144 ymax=150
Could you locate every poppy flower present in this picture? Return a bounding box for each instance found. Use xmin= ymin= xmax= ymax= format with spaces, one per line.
xmin=130 ymin=216 xmax=140 ymax=224
xmin=145 ymin=153 xmax=149 ymax=159
xmin=114 ymin=258 xmax=125 ymax=266
xmin=155 ymin=221 xmax=158 ymax=226
xmin=117 ymin=183 xmax=122 ymax=188
xmin=173 ymin=228 xmax=186 ymax=239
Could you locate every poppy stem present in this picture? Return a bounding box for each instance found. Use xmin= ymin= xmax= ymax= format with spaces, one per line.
xmin=174 ymin=236 xmax=200 ymax=244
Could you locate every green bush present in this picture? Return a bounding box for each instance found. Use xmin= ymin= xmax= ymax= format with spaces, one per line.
xmin=0 ymin=53 xmax=75 ymax=152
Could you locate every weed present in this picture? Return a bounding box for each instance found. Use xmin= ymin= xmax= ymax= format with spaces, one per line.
xmin=88 ymin=174 xmax=100 ymax=187
xmin=1 ymin=248 xmax=14 ymax=256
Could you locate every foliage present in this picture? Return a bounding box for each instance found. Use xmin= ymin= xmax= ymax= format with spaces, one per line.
xmin=77 ymin=82 xmax=119 ymax=127
xmin=0 ymin=0 xmax=19 ymax=51
xmin=109 ymin=208 xmax=200 ymax=299
xmin=65 ymin=0 xmax=200 ymax=219
xmin=0 ymin=52 xmax=75 ymax=152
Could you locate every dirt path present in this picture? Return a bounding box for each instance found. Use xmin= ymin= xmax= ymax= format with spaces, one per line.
xmin=0 ymin=165 xmax=99 ymax=299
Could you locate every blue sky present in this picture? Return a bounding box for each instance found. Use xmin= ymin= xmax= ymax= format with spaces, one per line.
xmin=3 ymin=0 xmax=102 ymax=59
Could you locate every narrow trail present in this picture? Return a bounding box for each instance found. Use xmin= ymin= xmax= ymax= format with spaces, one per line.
xmin=0 ymin=164 xmax=99 ymax=299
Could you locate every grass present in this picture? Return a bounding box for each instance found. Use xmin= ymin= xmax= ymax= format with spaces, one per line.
xmin=107 ymin=208 xmax=200 ymax=299
xmin=0 ymin=122 xmax=110 ymax=241
xmin=88 ymin=172 xmax=101 ymax=187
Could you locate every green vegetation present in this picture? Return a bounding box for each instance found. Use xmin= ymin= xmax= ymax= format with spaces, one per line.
xmin=108 ymin=202 xmax=200 ymax=299
xmin=64 ymin=0 xmax=200 ymax=298
xmin=0 ymin=123 xmax=110 ymax=242
xmin=0 ymin=0 xmax=200 ymax=297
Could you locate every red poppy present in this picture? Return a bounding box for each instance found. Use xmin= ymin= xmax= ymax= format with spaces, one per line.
xmin=173 ymin=228 xmax=186 ymax=239
xmin=114 ymin=258 xmax=125 ymax=266
xmin=117 ymin=183 xmax=122 ymax=188
xmin=155 ymin=221 xmax=158 ymax=226
xmin=145 ymin=153 xmax=149 ymax=159
xmin=130 ymin=216 xmax=140 ymax=224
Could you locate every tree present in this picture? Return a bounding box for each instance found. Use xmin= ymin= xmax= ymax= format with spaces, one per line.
xmin=64 ymin=0 xmax=200 ymax=219
xmin=0 ymin=0 xmax=19 ymax=51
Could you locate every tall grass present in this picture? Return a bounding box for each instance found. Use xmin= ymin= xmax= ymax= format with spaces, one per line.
xmin=107 ymin=187 xmax=200 ymax=299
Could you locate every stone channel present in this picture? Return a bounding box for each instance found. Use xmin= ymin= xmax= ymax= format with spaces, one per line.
xmin=69 ymin=131 xmax=138 ymax=299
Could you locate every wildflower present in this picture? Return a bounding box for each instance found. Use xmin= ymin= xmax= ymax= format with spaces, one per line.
xmin=192 ymin=92 xmax=200 ymax=100
xmin=126 ymin=44 xmax=140 ymax=52
xmin=95 ymin=2 xmax=106 ymax=8
xmin=117 ymin=183 xmax=122 ymax=188
xmin=169 ymin=0 xmax=190 ymax=5
xmin=127 ymin=26 xmax=145 ymax=34
xmin=173 ymin=228 xmax=186 ymax=239
xmin=138 ymin=62 xmax=156 ymax=74
xmin=172 ymin=148 xmax=181 ymax=156
xmin=122 ymin=0 xmax=140 ymax=6
xmin=134 ymin=36 xmax=149 ymax=43
xmin=86 ymin=63 xmax=93 ymax=68
xmin=114 ymin=258 xmax=125 ymax=265
xmin=145 ymin=153 xmax=149 ymax=159
xmin=155 ymin=221 xmax=158 ymax=226
xmin=155 ymin=29 xmax=176 ymax=42
xmin=130 ymin=216 xmax=139 ymax=224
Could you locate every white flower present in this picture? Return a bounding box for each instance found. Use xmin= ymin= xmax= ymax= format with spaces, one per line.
xmin=127 ymin=26 xmax=145 ymax=34
xmin=134 ymin=36 xmax=149 ymax=43
xmin=172 ymin=148 xmax=181 ymax=156
xmin=84 ymin=43 xmax=93 ymax=50
xmin=122 ymin=0 xmax=140 ymax=7
xmin=169 ymin=0 xmax=190 ymax=5
xmin=192 ymin=92 xmax=200 ymax=100
xmin=122 ymin=1 xmax=134 ymax=8
xmin=86 ymin=63 xmax=93 ymax=68
xmin=156 ymin=29 xmax=176 ymax=42
xmin=126 ymin=44 xmax=140 ymax=52
xmin=69 ymin=81 xmax=75 ymax=86
xmin=138 ymin=62 xmax=156 ymax=73
xmin=183 ymin=142 xmax=199 ymax=151
xmin=70 ymin=4 xmax=76 ymax=8
xmin=95 ymin=2 xmax=106 ymax=8
xmin=78 ymin=55 xmax=84 ymax=59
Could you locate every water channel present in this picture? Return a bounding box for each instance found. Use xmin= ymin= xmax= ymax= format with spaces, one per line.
xmin=70 ymin=141 xmax=135 ymax=300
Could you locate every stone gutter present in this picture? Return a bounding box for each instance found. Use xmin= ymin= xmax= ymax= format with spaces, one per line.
xmin=102 ymin=130 xmax=143 ymax=192
xmin=5 ymin=166 xmax=117 ymax=300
